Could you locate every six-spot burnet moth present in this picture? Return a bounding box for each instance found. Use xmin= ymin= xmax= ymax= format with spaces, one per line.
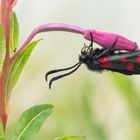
xmin=45 ymin=33 xmax=140 ymax=89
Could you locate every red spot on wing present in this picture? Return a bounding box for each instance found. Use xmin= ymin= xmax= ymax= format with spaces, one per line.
xmin=127 ymin=63 xmax=134 ymax=71
xmin=98 ymin=57 xmax=111 ymax=63
xmin=136 ymin=55 xmax=140 ymax=62
xmin=121 ymin=56 xmax=127 ymax=62
xmin=100 ymin=62 xmax=112 ymax=68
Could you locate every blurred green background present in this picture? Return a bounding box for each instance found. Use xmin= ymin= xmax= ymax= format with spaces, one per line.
xmin=6 ymin=0 xmax=140 ymax=140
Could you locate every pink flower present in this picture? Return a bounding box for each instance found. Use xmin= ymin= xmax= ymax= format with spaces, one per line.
xmin=84 ymin=29 xmax=138 ymax=52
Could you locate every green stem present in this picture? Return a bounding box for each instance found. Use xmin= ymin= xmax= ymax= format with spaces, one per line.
xmin=0 ymin=76 xmax=7 ymax=130
xmin=0 ymin=0 xmax=12 ymax=130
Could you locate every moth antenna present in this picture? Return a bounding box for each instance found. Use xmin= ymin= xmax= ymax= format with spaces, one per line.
xmin=49 ymin=63 xmax=82 ymax=89
xmin=45 ymin=62 xmax=80 ymax=81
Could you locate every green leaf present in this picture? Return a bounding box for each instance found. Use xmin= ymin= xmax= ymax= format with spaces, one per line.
xmin=12 ymin=104 xmax=54 ymax=140
xmin=0 ymin=25 xmax=6 ymax=73
xmin=10 ymin=11 xmax=19 ymax=55
xmin=54 ymin=136 xmax=85 ymax=140
xmin=6 ymin=39 xmax=41 ymax=98
xmin=0 ymin=119 xmax=5 ymax=140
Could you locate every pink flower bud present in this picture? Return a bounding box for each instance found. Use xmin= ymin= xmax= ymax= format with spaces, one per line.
xmin=84 ymin=29 xmax=139 ymax=52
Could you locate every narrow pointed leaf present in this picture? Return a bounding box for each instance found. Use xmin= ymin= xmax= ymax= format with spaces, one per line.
xmin=54 ymin=136 xmax=85 ymax=140
xmin=0 ymin=25 xmax=6 ymax=73
xmin=12 ymin=104 xmax=54 ymax=140
xmin=10 ymin=11 xmax=19 ymax=55
xmin=0 ymin=119 xmax=5 ymax=140
xmin=6 ymin=39 xmax=41 ymax=98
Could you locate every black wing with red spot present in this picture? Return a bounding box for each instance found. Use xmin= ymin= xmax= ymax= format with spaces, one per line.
xmin=98 ymin=50 xmax=140 ymax=75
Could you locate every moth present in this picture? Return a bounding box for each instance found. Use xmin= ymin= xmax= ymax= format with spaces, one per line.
xmin=46 ymin=33 xmax=140 ymax=89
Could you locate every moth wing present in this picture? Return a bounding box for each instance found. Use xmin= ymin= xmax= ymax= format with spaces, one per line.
xmin=99 ymin=50 xmax=140 ymax=75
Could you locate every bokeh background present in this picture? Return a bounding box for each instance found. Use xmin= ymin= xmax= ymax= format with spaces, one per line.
xmin=6 ymin=0 xmax=140 ymax=140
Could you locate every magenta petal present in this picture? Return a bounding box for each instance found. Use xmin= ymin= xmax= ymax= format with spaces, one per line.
xmin=84 ymin=29 xmax=139 ymax=51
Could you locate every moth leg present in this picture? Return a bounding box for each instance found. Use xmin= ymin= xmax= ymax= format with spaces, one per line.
xmin=86 ymin=32 xmax=94 ymax=53
xmin=95 ymin=36 xmax=118 ymax=59
xmin=81 ymin=32 xmax=93 ymax=54
xmin=89 ymin=32 xmax=93 ymax=47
